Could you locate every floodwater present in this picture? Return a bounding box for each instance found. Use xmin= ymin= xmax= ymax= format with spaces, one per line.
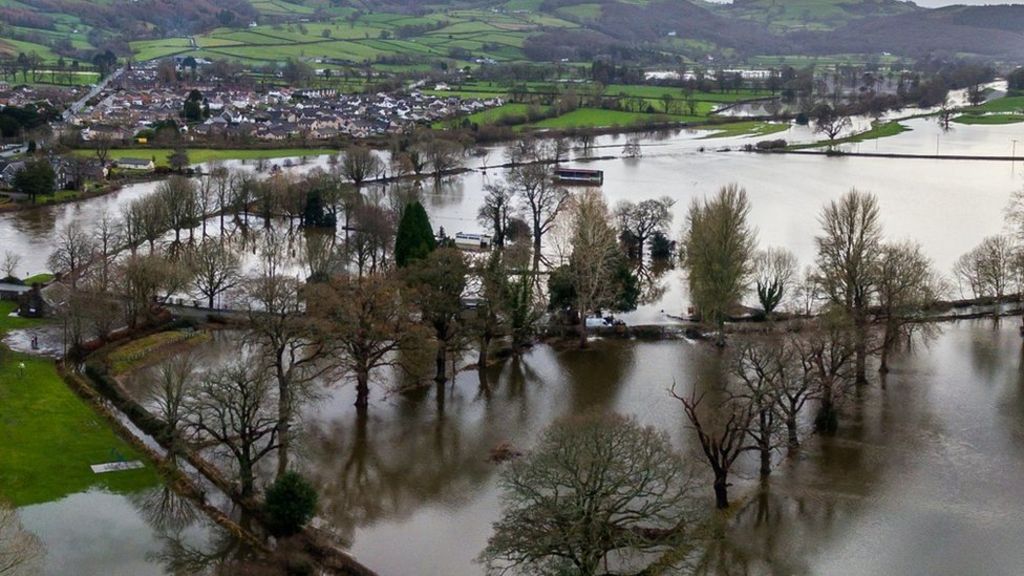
xmin=18 ymin=488 xmax=220 ymax=576
xmin=5 ymin=121 xmax=1024 ymax=573
xmin=289 ymin=319 xmax=1024 ymax=576
xmin=4 ymin=120 xmax=1021 ymax=322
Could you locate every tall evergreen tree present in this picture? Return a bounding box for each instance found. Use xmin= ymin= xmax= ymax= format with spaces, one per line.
xmin=394 ymin=201 xmax=436 ymax=267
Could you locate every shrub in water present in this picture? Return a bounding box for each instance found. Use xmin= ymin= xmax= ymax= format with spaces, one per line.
xmin=264 ymin=471 xmax=318 ymax=538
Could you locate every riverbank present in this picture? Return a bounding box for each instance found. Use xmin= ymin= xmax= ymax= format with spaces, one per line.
xmin=0 ymin=172 xmax=167 ymax=214
xmin=72 ymin=147 xmax=339 ymax=169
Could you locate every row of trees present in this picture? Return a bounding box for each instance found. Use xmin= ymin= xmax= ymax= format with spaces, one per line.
xmin=682 ymin=186 xmax=940 ymax=377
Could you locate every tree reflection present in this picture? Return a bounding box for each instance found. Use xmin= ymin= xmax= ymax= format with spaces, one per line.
xmin=635 ymin=259 xmax=672 ymax=306
xmin=130 ymin=484 xmax=200 ymax=534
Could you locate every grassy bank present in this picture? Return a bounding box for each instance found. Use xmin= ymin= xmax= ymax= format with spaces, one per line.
xmin=74 ymin=147 xmax=338 ymax=168
xmin=0 ymin=301 xmax=158 ymax=506
xmin=791 ymin=120 xmax=909 ymax=150
xmin=531 ymin=108 xmax=699 ymax=129
xmin=953 ymin=113 xmax=1024 ymax=125
xmin=700 ymin=121 xmax=790 ymax=139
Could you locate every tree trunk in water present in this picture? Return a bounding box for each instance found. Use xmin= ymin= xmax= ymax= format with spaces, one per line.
xmin=355 ymin=369 xmax=369 ymax=415
xmin=276 ymin=375 xmax=291 ymax=479
xmin=435 ymin=342 xmax=447 ymax=383
xmin=578 ymin=316 xmax=588 ymax=349
xmin=239 ymin=459 xmax=254 ymax=499
xmin=207 ymin=293 xmax=214 ymax=309
xmin=478 ymin=336 xmax=490 ymax=369
xmin=786 ymin=416 xmax=799 ymax=449
xmin=713 ymin=474 xmax=729 ymax=509
xmin=854 ymin=320 xmax=868 ymax=384
xmin=815 ymin=390 xmax=838 ymax=434
xmin=759 ymin=443 xmax=771 ymax=478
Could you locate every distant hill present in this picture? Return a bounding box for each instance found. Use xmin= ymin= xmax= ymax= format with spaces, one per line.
xmin=3 ymin=0 xmax=1024 ymax=67
xmin=716 ymin=0 xmax=921 ymax=32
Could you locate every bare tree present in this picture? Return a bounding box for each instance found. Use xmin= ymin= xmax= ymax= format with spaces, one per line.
xmin=799 ymin=313 xmax=856 ymax=433
xmin=479 ymin=413 xmax=700 ymax=576
xmin=426 ymin=139 xmax=465 ymax=179
xmin=93 ymin=133 xmax=112 ymax=167
xmin=185 ymin=362 xmax=280 ymax=498
xmin=116 ymin=252 xmax=181 ymax=328
xmin=615 ymin=196 xmax=675 ymax=260
xmin=243 ymin=234 xmax=338 ymax=479
xmin=158 ymin=176 xmax=200 ymax=245
xmin=752 ymin=247 xmax=798 ymax=318
xmin=135 ymin=194 xmax=169 ymax=253
xmin=511 ymin=164 xmax=570 ymax=264
xmin=674 ymin=387 xmax=754 ymax=509
xmin=875 ymin=241 xmax=941 ymax=373
xmin=504 ymin=135 xmax=539 ymax=168
xmin=120 ymin=202 xmax=144 ymax=255
xmin=0 ymin=501 xmax=43 ymax=576
xmin=309 ymin=273 xmax=426 ymax=413
xmin=815 ymin=189 xmax=882 ymax=383
xmin=812 ymin=103 xmax=851 ymax=145
xmin=681 ymin=184 xmax=757 ymax=345
xmin=773 ymin=335 xmax=818 ymax=449
xmin=147 ymin=353 xmax=196 ymax=458
xmin=477 ymin=182 xmax=516 ymax=249
xmin=347 ymin=203 xmax=395 ymax=277
xmin=188 ymin=239 xmax=242 ymax=309
xmin=341 ymin=146 xmax=382 ymax=186
xmin=92 ymin=211 xmax=122 ymax=292
xmin=954 ymin=235 xmax=1014 ymax=303
xmin=731 ymin=342 xmax=784 ymax=478
xmin=622 ymin=137 xmax=642 ymax=159
xmin=1 ymin=251 xmax=20 ymax=279
xmin=48 ymin=221 xmax=95 ymax=289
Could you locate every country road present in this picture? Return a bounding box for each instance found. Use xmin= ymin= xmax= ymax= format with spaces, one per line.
xmin=61 ymin=66 xmax=124 ymax=122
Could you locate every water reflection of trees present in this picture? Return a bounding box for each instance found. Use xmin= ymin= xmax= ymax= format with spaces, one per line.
xmin=635 ymin=260 xmax=672 ymax=306
xmin=303 ymin=344 xmax=636 ymax=545
xmin=131 ymin=483 xmax=270 ymax=576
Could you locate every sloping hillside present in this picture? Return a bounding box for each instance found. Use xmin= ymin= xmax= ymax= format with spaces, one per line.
xmin=4 ymin=0 xmax=1024 ymax=65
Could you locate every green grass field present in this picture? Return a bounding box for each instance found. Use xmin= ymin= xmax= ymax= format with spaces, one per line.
xmin=965 ymin=95 xmax=1024 ymax=114
xmin=953 ymin=113 xmax=1024 ymax=125
xmin=0 ymin=301 xmax=158 ymax=506
xmin=700 ymin=121 xmax=791 ymax=139
xmin=793 ymin=120 xmax=910 ymax=149
xmin=531 ymin=108 xmax=695 ymax=129
xmin=76 ymin=148 xmax=337 ymax=167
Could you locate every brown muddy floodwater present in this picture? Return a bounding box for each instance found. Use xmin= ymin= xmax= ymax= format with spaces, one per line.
xmin=6 ymin=121 xmax=1024 ymax=573
xmin=284 ymin=319 xmax=1024 ymax=576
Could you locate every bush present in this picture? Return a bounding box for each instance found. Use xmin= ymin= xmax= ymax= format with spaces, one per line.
xmin=264 ymin=472 xmax=318 ymax=538
xmin=755 ymin=139 xmax=787 ymax=150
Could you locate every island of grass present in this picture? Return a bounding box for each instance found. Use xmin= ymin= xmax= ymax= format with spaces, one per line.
xmin=0 ymin=301 xmax=158 ymax=506
xmin=953 ymin=113 xmax=1024 ymax=125
xmin=74 ymin=147 xmax=338 ymax=168
xmin=699 ymin=121 xmax=791 ymax=139
xmin=789 ymin=120 xmax=909 ymax=150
